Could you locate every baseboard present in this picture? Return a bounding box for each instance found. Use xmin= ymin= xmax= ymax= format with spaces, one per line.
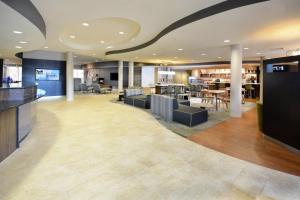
xmin=263 ymin=134 xmax=300 ymax=155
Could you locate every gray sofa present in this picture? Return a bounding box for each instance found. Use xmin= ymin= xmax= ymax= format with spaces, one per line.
xmin=124 ymin=88 xmax=151 ymax=109
xmin=173 ymin=105 xmax=208 ymax=127
xmin=150 ymin=94 xmax=207 ymax=127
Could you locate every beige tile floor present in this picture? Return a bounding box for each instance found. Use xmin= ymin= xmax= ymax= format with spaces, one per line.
xmin=0 ymin=94 xmax=299 ymax=200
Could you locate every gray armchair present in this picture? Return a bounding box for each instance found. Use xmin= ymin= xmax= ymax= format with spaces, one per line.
xmin=80 ymin=83 xmax=92 ymax=93
xmin=91 ymin=84 xmax=101 ymax=93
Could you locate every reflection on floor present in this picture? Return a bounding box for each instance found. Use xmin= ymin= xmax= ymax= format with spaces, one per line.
xmin=188 ymin=108 xmax=300 ymax=177
xmin=0 ymin=95 xmax=299 ymax=199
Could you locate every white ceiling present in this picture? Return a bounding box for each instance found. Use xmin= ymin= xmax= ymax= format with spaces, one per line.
xmin=0 ymin=1 xmax=45 ymax=59
xmin=1 ymin=0 xmax=300 ymax=64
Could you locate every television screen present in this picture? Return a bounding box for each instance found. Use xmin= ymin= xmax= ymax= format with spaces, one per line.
xmin=36 ymin=69 xmax=60 ymax=81
xmin=110 ymin=73 xmax=118 ymax=81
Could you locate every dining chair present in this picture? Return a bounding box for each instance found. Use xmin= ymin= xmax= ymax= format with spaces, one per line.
xmin=201 ymin=90 xmax=214 ymax=104
xmin=218 ymin=90 xmax=230 ymax=110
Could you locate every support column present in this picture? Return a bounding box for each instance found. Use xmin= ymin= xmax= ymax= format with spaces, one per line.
xmin=128 ymin=61 xmax=134 ymax=88
xmin=259 ymin=56 xmax=264 ymax=104
xmin=118 ymin=60 xmax=123 ymax=91
xmin=230 ymin=44 xmax=243 ymax=118
xmin=0 ymin=59 xmax=3 ymax=87
xmin=66 ymin=52 xmax=74 ymax=101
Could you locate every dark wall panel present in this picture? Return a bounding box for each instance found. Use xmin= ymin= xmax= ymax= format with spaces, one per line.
xmin=263 ymin=55 xmax=300 ymax=150
xmin=22 ymin=58 xmax=66 ymax=96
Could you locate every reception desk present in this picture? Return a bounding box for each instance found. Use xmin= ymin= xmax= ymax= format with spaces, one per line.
xmin=0 ymin=84 xmax=45 ymax=162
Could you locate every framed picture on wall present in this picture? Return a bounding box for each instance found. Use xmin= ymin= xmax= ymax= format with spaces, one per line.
xmin=35 ymin=69 xmax=60 ymax=81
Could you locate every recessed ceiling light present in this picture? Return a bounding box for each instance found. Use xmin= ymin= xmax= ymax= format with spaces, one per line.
xmin=177 ymin=48 xmax=183 ymax=51
xmin=44 ymin=46 xmax=49 ymax=49
xmin=224 ymin=40 xmax=230 ymax=43
xmin=217 ymin=56 xmax=222 ymax=59
xmin=19 ymin=41 xmax=28 ymax=44
xmin=13 ymin=30 xmax=22 ymax=34
xmin=107 ymin=46 xmax=113 ymax=49
xmin=74 ymin=55 xmax=77 ymax=58
xmin=244 ymin=47 xmax=249 ymax=50
xmin=135 ymin=56 xmax=139 ymax=59
xmin=100 ymin=40 xmax=105 ymax=44
xmin=82 ymin=22 xmax=89 ymax=27
xmin=153 ymin=53 xmax=157 ymax=56
xmin=174 ymin=57 xmax=178 ymax=59
xmin=201 ymin=53 xmax=207 ymax=56
xmin=15 ymin=46 xmax=22 ymax=49
xmin=118 ymin=31 xmax=125 ymax=35
xmin=69 ymin=35 xmax=76 ymax=39
xmin=256 ymin=52 xmax=262 ymax=55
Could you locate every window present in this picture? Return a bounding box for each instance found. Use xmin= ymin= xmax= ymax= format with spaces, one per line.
xmin=73 ymin=69 xmax=84 ymax=82
xmin=4 ymin=66 xmax=22 ymax=82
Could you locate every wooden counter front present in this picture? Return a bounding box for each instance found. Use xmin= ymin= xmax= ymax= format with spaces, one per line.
xmin=0 ymin=107 xmax=17 ymax=162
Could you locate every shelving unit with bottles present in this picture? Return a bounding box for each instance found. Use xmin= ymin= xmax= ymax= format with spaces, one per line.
xmin=194 ymin=65 xmax=259 ymax=82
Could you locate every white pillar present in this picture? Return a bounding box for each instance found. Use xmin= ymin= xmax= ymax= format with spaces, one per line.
xmin=259 ymin=56 xmax=264 ymax=104
xmin=66 ymin=52 xmax=74 ymax=101
xmin=230 ymin=44 xmax=243 ymax=117
xmin=128 ymin=61 xmax=134 ymax=87
xmin=118 ymin=60 xmax=123 ymax=91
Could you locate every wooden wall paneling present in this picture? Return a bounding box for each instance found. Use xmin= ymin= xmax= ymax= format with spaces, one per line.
xmin=0 ymin=108 xmax=17 ymax=162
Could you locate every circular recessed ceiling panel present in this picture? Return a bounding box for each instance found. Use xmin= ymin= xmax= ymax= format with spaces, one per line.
xmin=59 ymin=17 xmax=140 ymax=51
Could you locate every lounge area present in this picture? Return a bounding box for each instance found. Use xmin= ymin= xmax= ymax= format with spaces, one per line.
xmin=1 ymin=0 xmax=300 ymax=199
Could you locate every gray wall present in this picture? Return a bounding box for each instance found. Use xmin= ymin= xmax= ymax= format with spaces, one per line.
xmin=84 ymin=61 xmax=128 ymax=89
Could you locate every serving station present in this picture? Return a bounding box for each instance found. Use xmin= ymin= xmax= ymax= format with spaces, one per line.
xmin=0 ymin=84 xmax=45 ymax=162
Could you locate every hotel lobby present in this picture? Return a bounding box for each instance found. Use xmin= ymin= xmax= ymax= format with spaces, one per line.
xmin=1 ymin=0 xmax=300 ymax=199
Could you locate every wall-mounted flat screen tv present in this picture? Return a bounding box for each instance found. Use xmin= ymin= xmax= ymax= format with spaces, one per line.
xmin=36 ymin=69 xmax=60 ymax=81
xmin=110 ymin=73 xmax=118 ymax=81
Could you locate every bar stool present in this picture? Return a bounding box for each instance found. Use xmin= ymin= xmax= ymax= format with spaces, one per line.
xmin=189 ymin=85 xmax=195 ymax=97
xmin=174 ymin=86 xmax=182 ymax=98
xmin=196 ymin=85 xmax=203 ymax=97
xmin=245 ymin=84 xmax=255 ymax=98
xmin=167 ymin=85 xmax=174 ymax=97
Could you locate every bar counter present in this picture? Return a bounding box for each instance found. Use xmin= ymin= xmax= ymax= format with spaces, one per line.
xmin=0 ymin=84 xmax=45 ymax=162
xmin=155 ymin=83 xmax=185 ymax=94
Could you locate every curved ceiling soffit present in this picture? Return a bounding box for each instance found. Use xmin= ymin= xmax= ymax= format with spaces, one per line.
xmin=106 ymin=0 xmax=270 ymax=56
xmin=0 ymin=0 xmax=46 ymax=38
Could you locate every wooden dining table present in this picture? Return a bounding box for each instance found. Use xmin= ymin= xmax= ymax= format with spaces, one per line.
xmin=203 ymin=89 xmax=225 ymax=111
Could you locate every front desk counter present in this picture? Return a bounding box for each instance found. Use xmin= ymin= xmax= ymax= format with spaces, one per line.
xmin=0 ymin=84 xmax=45 ymax=162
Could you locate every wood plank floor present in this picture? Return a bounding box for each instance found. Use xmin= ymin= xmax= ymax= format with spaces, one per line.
xmin=188 ymin=106 xmax=300 ymax=177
